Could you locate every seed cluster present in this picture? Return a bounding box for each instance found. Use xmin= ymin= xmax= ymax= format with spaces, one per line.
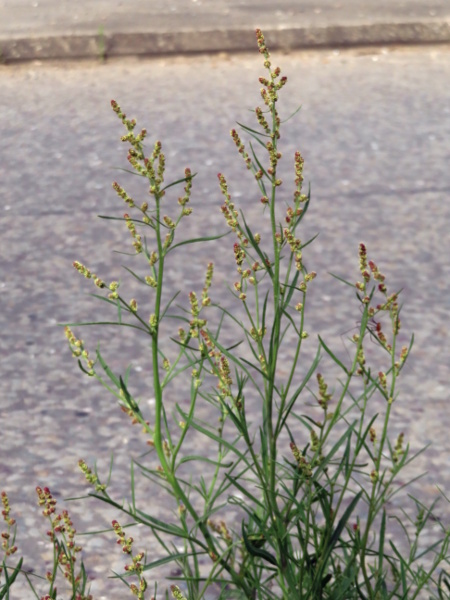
xmin=112 ymin=519 xmax=147 ymax=599
xmin=36 ymin=486 xmax=92 ymax=599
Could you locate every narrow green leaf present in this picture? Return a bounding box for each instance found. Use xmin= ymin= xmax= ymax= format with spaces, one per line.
xmin=248 ymin=141 xmax=270 ymax=179
xmin=87 ymin=292 xmax=120 ymax=306
xmin=122 ymin=265 xmax=148 ymax=285
xmin=161 ymin=172 xmax=197 ymax=193
xmin=328 ymin=272 xmax=356 ymax=288
xmin=343 ymin=432 xmax=352 ymax=478
xmin=291 ymin=413 xmax=318 ymax=429
xmin=318 ymin=335 xmax=349 ymax=375
xmin=168 ymin=231 xmax=230 ymax=253
xmin=119 ymin=375 xmax=140 ymax=412
xmin=0 ymin=557 xmax=23 ymax=599
xmin=313 ymin=425 xmax=355 ymax=479
xmin=236 ymin=120 xmax=271 ymax=139
xmin=239 ymin=356 xmax=267 ymax=380
xmin=116 ymin=296 xmax=122 ymax=324
xmin=378 ymin=508 xmax=386 ymax=576
xmin=323 ymin=491 xmax=363 ymax=563
xmin=177 ymin=455 xmax=233 ymax=469
xmin=64 ymin=320 xmax=148 ymax=333
xmin=142 ymin=552 xmax=203 ymax=573
xmin=282 ymin=269 xmax=301 ymax=307
xmin=97 ymin=214 xmax=134 ymax=221
xmin=106 ymin=450 xmax=115 ymax=487
xmin=277 ymin=345 xmax=321 ymax=434
xmin=98 ymin=214 xmax=146 ymax=225
xmin=299 ymin=231 xmax=318 ymax=251
xmin=113 ymin=249 xmax=143 ymax=256
xmin=160 ymin=291 xmax=181 ymax=319
xmin=280 ymin=103 xmax=302 ymax=124
xmin=240 ymin=212 xmax=272 ymax=276
xmin=224 ymin=474 xmax=265 ymax=510
xmin=313 ymin=481 xmax=331 ymax=520
xmin=175 ymin=405 xmax=251 ymax=466
xmin=224 ymin=401 xmax=249 ymax=437
xmin=96 ymin=350 xmax=120 ymax=387
xmin=97 ymin=499 xmax=187 ymax=537
xmin=76 ymin=359 xmax=92 ymax=376
xmin=241 ymin=522 xmax=278 ymax=566
xmin=109 ymin=166 xmax=147 ymax=177
xmin=122 ymin=363 xmax=132 ymax=386
xmin=242 ymin=128 xmax=269 ymax=152
xmin=438 ymin=571 xmax=450 ymax=599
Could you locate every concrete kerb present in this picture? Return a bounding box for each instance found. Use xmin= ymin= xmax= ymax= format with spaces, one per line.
xmin=1 ymin=21 xmax=450 ymax=63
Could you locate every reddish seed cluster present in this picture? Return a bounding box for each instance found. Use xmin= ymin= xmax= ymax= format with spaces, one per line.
xmin=34 ymin=487 xmax=90 ymax=594
xmin=201 ymin=262 xmax=214 ymax=307
xmin=1 ymin=492 xmax=15 ymax=528
xmin=111 ymin=99 xmax=135 ymax=132
xmin=112 ymin=520 xmax=133 ymax=555
xmin=1 ymin=491 xmax=18 ymax=556
xmin=189 ymin=291 xmax=199 ymax=317
xmin=233 ymin=242 xmax=245 ymax=268
xmin=255 ymin=28 xmax=268 ymax=56
xmin=123 ymin=213 xmax=143 ymax=254
xmin=171 ymin=585 xmax=188 ymax=600
xmin=112 ymin=520 xmax=147 ymax=598
xmin=230 ymin=129 xmax=252 ymax=170
xmin=112 ymin=181 xmax=135 ymax=207
xmin=72 ymin=261 xmax=105 ymax=288
xmin=378 ymin=371 xmax=387 ymax=392
xmin=393 ymin=432 xmax=405 ymax=464
xmin=266 ymin=139 xmax=282 ymax=175
xmin=355 ymin=244 xmax=405 ymax=362
xmin=289 ymin=443 xmax=312 ymax=478
xmin=217 ymin=355 xmax=233 ymax=397
xmin=255 ymin=107 xmax=270 ymax=134
xmin=188 ymin=291 xmax=207 ymax=337
xmin=163 ymin=215 xmax=175 ymax=229
xmin=64 ymin=326 xmax=95 ymax=374
xmin=178 ymin=167 xmax=193 ymax=207
xmin=218 ymin=173 xmax=239 ymax=231
xmin=78 ymin=459 xmax=106 ymax=492
xmin=36 ymin=486 xmax=57 ymax=517
xmin=294 ymin=151 xmax=304 ymax=190
xmin=359 ymin=243 xmax=367 ymax=270
xmin=199 ymin=328 xmax=215 ymax=356
xmin=208 ymin=519 xmax=232 ymax=546
xmin=317 ymin=373 xmax=332 ymax=409
xmin=310 ymin=429 xmax=320 ymax=453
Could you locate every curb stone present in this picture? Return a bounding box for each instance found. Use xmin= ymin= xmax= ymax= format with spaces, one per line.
xmin=1 ymin=21 xmax=450 ymax=63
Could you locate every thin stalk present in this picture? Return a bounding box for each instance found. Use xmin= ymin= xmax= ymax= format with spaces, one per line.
xmin=149 ymin=194 xmax=251 ymax=595
xmin=358 ymin=307 xmax=399 ymax=596
xmin=276 ymin=291 xmax=306 ymax=434
xmin=265 ymin=100 xmax=300 ymax=593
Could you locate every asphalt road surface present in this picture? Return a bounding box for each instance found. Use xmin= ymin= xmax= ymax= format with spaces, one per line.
xmin=1 ymin=45 xmax=449 ymax=597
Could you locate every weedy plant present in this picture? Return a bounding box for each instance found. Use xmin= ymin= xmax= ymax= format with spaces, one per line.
xmin=1 ymin=488 xmax=93 ymax=599
xmin=1 ymin=29 xmax=449 ymax=600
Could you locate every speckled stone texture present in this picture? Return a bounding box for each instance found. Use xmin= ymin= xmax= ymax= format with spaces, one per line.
xmin=0 ymin=46 xmax=449 ymax=597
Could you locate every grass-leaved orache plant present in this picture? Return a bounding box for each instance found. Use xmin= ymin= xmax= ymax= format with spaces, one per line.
xmin=1 ymin=29 xmax=448 ymax=600
xmin=1 ymin=488 xmax=94 ymax=599
xmin=65 ymin=29 xmax=449 ymax=599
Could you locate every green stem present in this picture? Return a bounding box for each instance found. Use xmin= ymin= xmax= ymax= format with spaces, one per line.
xmin=358 ymin=308 xmax=398 ymax=597
xmin=149 ymin=194 xmax=252 ymax=596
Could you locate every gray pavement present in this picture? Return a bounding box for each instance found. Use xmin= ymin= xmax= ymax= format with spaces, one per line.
xmin=0 ymin=0 xmax=450 ymax=62
xmin=1 ymin=44 xmax=449 ymax=597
